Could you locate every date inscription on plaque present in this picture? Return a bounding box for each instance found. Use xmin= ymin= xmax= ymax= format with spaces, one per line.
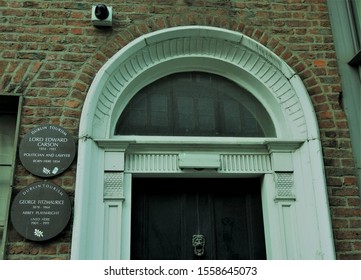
xmin=19 ymin=125 xmax=76 ymax=177
xmin=10 ymin=182 xmax=71 ymax=241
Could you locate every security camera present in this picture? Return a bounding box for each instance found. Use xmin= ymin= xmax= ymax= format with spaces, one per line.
xmin=95 ymin=4 xmax=109 ymax=20
xmin=92 ymin=4 xmax=112 ymax=27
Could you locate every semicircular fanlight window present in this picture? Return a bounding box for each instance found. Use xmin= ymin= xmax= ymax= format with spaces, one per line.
xmin=115 ymin=72 xmax=275 ymax=137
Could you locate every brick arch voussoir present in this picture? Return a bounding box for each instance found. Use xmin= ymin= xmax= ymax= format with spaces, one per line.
xmin=93 ymin=15 xmax=307 ymax=80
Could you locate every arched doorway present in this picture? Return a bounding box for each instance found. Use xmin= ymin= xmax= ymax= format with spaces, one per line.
xmin=71 ymin=26 xmax=335 ymax=259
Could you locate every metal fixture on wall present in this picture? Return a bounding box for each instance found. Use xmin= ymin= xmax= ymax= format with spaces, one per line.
xmin=92 ymin=4 xmax=112 ymax=27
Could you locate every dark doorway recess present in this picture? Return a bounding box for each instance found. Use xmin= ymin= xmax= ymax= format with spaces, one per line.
xmin=131 ymin=177 xmax=266 ymax=260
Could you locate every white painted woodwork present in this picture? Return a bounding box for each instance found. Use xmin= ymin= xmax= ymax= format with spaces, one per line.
xmin=71 ymin=26 xmax=335 ymax=260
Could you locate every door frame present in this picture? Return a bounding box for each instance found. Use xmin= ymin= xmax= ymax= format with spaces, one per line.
xmin=71 ymin=26 xmax=336 ymax=259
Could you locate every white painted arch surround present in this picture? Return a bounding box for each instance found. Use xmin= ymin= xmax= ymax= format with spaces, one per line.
xmin=71 ymin=26 xmax=335 ymax=259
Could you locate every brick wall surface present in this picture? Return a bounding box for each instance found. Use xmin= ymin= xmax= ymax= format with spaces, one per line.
xmin=0 ymin=0 xmax=360 ymax=260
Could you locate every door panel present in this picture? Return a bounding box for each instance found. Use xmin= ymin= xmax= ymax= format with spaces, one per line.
xmin=131 ymin=178 xmax=266 ymax=260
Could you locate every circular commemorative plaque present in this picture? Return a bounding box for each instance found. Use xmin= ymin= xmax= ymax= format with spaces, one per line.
xmin=19 ymin=125 xmax=76 ymax=177
xmin=10 ymin=181 xmax=71 ymax=241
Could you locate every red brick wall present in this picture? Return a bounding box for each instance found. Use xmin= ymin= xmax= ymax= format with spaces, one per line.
xmin=1 ymin=0 xmax=360 ymax=259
